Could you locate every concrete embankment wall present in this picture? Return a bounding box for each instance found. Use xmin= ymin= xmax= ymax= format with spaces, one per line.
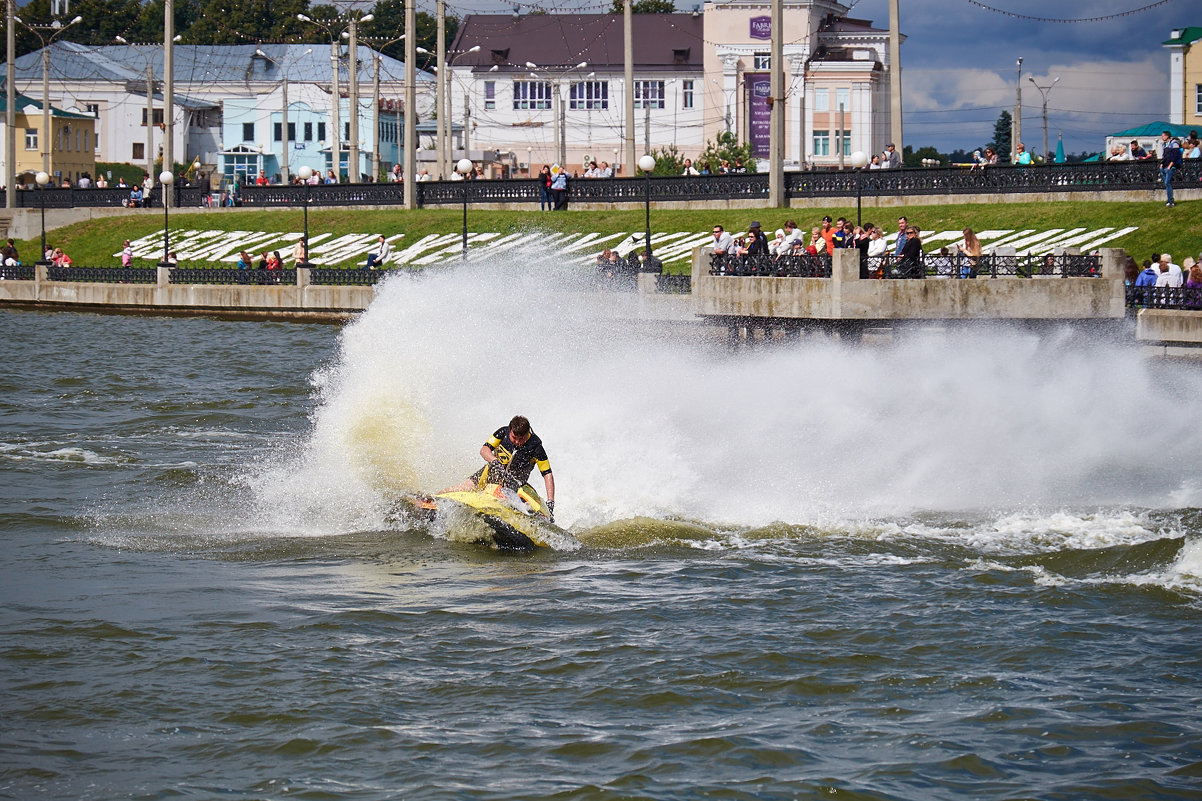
xmin=0 ymin=265 xmax=372 ymax=322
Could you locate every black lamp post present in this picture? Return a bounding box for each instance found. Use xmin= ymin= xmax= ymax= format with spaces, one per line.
xmin=638 ymin=154 xmax=656 ymax=257
xmin=297 ymin=165 xmax=313 ymax=265
xmin=158 ymin=170 xmax=174 ymax=267
xmin=456 ymin=158 xmax=473 ymax=259
xmin=35 ymin=171 xmax=50 ymax=262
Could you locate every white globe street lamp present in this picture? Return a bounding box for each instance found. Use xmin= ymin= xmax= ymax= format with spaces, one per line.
xmin=35 ymin=171 xmax=50 ymax=263
xmin=850 ymin=150 xmax=869 ymax=226
xmin=297 ymin=165 xmax=314 ymax=266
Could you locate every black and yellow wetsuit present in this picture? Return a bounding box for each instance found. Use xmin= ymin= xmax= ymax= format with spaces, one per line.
xmin=473 ymin=426 xmax=552 ymax=491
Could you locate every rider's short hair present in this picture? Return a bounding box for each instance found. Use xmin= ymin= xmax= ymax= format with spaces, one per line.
xmin=509 ymin=415 xmax=531 ymax=438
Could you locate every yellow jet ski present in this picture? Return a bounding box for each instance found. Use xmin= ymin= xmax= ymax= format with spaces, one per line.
xmin=408 ymin=482 xmax=555 ymax=550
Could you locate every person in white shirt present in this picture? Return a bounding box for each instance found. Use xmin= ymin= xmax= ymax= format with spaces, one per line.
xmin=1157 ymin=254 xmax=1183 ymax=287
xmin=711 ymin=225 xmax=734 ymax=255
xmin=598 ymin=161 xmax=613 ymax=178
xmin=417 ymin=169 xmax=431 ymax=182
xmin=365 ymin=235 xmax=392 ymax=269
xmin=682 ymin=159 xmax=699 ymax=176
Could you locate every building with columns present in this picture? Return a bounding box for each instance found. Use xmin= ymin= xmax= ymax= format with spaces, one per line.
xmin=448 ymin=0 xmax=895 ymax=176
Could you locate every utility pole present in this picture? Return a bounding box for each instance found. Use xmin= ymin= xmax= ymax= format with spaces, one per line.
xmin=347 ymin=16 xmax=360 ymax=182
xmin=1014 ymin=56 xmax=1022 ymax=161
xmin=372 ymin=54 xmax=380 ymax=181
xmin=1029 ymin=75 xmax=1059 ymax=163
xmin=768 ymin=0 xmax=783 ymax=207
xmin=146 ymin=64 xmax=155 ymax=177
xmin=888 ymin=0 xmax=902 ymax=156
xmin=436 ymin=0 xmax=446 ymax=178
xmin=330 ymin=37 xmax=340 ymax=180
xmin=163 ymin=0 xmax=174 ymax=179
xmin=623 ymin=0 xmax=634 ymax=174
xmin=403 ymin=0 xmax=416 ymax=207
xmin=6 ymin=0 xmax=15 ymax=209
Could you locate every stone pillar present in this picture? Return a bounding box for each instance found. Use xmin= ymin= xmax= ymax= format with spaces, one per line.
xmin=297 ymin=266 xmax=311 ymax=288
xmin=1101 ymin=247 xmax=1127 ymax=317
xmin=157 ymin=265 xmax=171 ymax=286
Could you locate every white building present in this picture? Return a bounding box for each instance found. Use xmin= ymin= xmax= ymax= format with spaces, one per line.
xmin=6 ymin=42 xmax=430 ymax=184
xmin=447 ymin=0 xmax=894 ymax=176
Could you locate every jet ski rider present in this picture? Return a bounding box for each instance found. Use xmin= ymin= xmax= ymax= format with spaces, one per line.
xmin=462 ymin=415 xmax=555 ymax=522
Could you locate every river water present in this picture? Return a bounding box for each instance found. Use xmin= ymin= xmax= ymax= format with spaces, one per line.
xmin=3 ymin=260 xmax=1201 ymax=800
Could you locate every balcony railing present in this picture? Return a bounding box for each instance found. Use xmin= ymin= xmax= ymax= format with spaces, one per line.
xmin=7 ymin=160 xmax=1195 ymax=210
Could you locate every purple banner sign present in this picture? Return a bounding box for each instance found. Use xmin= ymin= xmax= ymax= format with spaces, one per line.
xmin=747 ymin=73 xmax=771 ymax=159
xmin=750 ymin=15 xmax=771 ymax=40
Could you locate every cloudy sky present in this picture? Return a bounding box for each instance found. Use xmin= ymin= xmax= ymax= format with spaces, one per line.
xmin=437 ymin=0 xmax=1185 ymax=157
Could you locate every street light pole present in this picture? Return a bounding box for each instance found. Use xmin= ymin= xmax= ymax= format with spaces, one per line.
xmin=457 ymin=157 xmax=473 ymax=258
xmin=850 ymin=150 xmax=868 ymax=226
xmin=297 ymin=165 xmax=313 ymax=265
xmin=1014 ymin=57 xmax=1022 ymax=162
xmin=638 ymin=154 xmax=655 ymax=257
xmin=1028 ymin=75 xmax=1059 ymax=163
xmin=159 ymin=170 xmax=174 ymax=267
xmin=35 ymin=171 xmax=49 ymax=261
xmin=15 ymin=15 xmax=83 ymax=176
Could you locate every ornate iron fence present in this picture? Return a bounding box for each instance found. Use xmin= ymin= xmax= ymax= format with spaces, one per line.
xmin=170 ymin=268 xmax=296 ymax=285
xmin=710 ymin=253 xmax=832 ymax=277
xmin=10 ymin=161 xmax=1193 ymax=210
xmin=865 ymin=252 xmax=1102 ymax=279
xmin=656 ymin=274 xmax=692 ymax=294
xmin=0 ymin=264 xmax=36 ymax=280
xmin=47 ymin=266 xmax=158 ymax=283
xmin=1126 ymin=285 xmax=1202 ymax=310
xmin=309 ymin=268 xmax=386 ymax=285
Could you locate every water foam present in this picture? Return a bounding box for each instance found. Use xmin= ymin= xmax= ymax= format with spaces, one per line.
xmin=248 ymin=251 xmax=1202 ymax=550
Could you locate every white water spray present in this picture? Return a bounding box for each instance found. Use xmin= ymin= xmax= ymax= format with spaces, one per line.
xmin=259 ymin=251 xmax=1202 ymax=537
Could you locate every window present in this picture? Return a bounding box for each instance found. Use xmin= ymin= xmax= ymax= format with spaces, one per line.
xmin=132 ymin=142 xmax=145 ymax=160
xmin=813 ymin=89 xmax=829 ymax=112
xmin=753 ymin=52 xmax=770 ymax=70
xmin=287 ymin=122 xmax=296 ymax=141
xmin=513 ymin=80 xmax=551 ymax=110
xmin=812 ymin=130 xmax=829 ymax=156
xmin=343 ymin=122 xmax=349 ymax=141
xmin=835 ymin=88 xmax=850 ymax=112
xmin=24 ymin=128 xmax=37 ymax=150
xmin=242 ymin=122 xmax=254 ymax=141
xmin=634 ymin=80 xmax=665 ymax=110
xmin=1197 ymin=83 xmax=1202 ymax=115
xmin=304 ymin=122 xmax=313 ymax=141
xmin=484 ymin=81 xmax=496 ymax=110
xmin=274 ymin=122 xmax=282 ymax=141
xmin=682 ymin=80 xmax=695 ymax=109
xmin=570 ymin=80 xmax=608 ymax=110
xmin=141 ymin=108 xmax=164 ymax=126
xmin=839 ymin=131 xmax=851 ymax=156
xmin=85 ymin=103 xmax=99 ymax=117
xmin=317 ymin=122 xmax=326 ymax=142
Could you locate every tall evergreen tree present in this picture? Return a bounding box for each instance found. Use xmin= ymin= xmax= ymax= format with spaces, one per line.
xmin=990 ymin=110 xmax=1012 ymax=160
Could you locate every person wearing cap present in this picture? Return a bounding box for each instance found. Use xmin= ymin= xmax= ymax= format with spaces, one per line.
xmin=885 ymin=143 xmax=902 ymax=169
xmin=738 ymin=221 xmax=768 ymax=256
xmin=819 ymin=216 xmax=837 ymax=253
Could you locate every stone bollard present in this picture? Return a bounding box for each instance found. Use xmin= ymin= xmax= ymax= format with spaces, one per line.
xmin=156 ymin=265 xmax=171 ymax=287
xmin=296 ymin=266 xmax=311 ymax=288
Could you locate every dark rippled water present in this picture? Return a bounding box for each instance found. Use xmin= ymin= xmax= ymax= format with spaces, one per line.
xmin=3 ymin=268 xmax=1202 ymax=800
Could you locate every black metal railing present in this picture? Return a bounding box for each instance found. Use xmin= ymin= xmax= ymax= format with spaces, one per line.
xmin=9 ymin=160 xmax=1193 ymax=210
xmin=169 ymin=268 xmax=296 ymax=285
xmin=864 ymin=253 xmax=1102 ymax=279
xmin=656 ymin=274 xmax=692 ymax=294
xmin=710 ymin=253 xmax=833 ymax=277
xmin=0 ymin=264 xmax=36 ymax=280
xmin=309 ymin=268 xmax=386 ymax=286
xmin=47 ymin=265 xmax=158 ymax=283
xmin=1126 ymin=285 xmax=1202 ymax=310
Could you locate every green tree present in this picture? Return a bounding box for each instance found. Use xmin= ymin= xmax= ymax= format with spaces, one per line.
xmin=609 ymin=0 xmax=676 ymax=11
xmin=989 ymin=110 xmax=1012 ymax=161
xmin=644 ymin=143 xmax=685 ymax=175
xmin=903 ymin=145 xmax=943 ymax=168
xmin=696 ymin=130 xmax=756 ymax=173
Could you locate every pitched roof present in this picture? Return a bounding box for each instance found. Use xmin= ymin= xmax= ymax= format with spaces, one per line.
xmin=5 ymin=42 xmax=429 ymax=87
xmin=1162 ymin=27 xmax=1202 ymax=46
xmin=0 ymin=92 xmax=95 ymax=118
xmin=450 ymin=13 xmax=704 ymax=74
xmin=1109 ymin=121 xmax=1196 ymax=138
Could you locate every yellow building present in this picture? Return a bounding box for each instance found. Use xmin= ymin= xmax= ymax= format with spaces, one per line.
xmin=1164 ymin=27 xmax=1202 ymax=129
xmin=0 ymin=93 xmax=97 ymax=187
